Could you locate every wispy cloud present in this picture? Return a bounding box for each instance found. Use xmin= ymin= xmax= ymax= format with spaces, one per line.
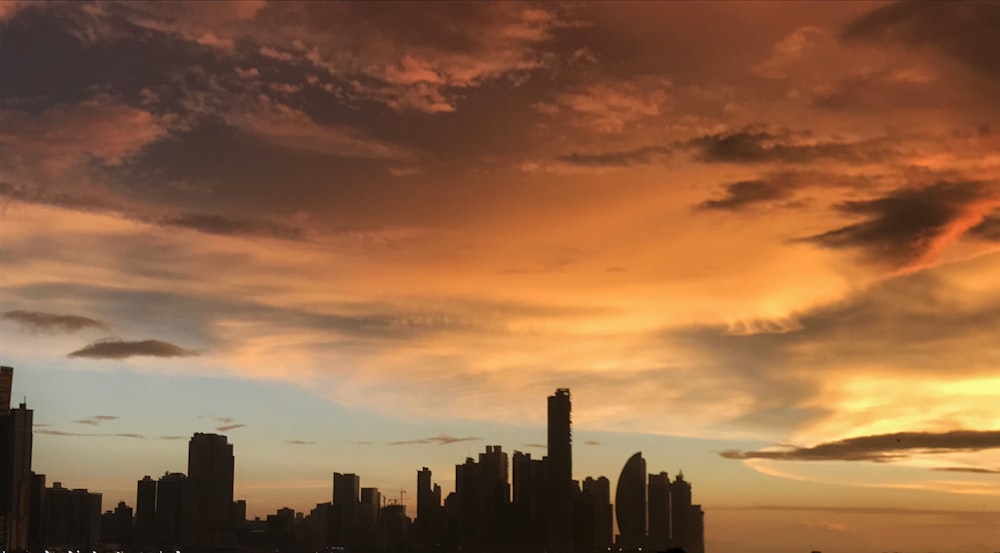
xmin=216 ymin=423 xmax=246 ymax=432
xmin=931 ymin=466 xmax=1000 ymax=475
xmin=686 ymin=125 xmax=892 ymax=164
xmin=387 ymin=434 xmax=480 ymax=446
xmin=285 ymin=440 xmax=315 ymax=445
xmin=2 ymin=310 xmax=106 ymax=333
xmin=36 ymin=430 xmax=146 ymax=439
xmin=68 ymin=339 xmax=196 ymax=360
xmin=160 ymin=213 xmax=306 ymax=241
xmin=721 ymin=430 xmax=1000 ymax=463
xmin=74 ymin=415 xmax=120 ymax=425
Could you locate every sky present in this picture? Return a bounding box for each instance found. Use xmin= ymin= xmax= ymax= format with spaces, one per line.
xmin=2 ymin=1 xmax=1000 ymax=551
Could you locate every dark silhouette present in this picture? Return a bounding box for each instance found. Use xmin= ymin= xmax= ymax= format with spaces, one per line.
xmin=5 ymin=365 xmax=708 ymax=553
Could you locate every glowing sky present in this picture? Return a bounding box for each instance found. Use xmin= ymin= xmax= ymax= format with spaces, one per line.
xmin=2 ymin=2 xmax=1000 ymax=551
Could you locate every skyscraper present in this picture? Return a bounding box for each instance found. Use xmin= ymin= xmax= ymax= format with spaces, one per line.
xmin=615 ymin=452 xmax=646 ymax=549
xmin=647 ymin=471 xmax=671 ymax=550
xmin=416 ymin=467 xmax=442 ymax=545
xmin=0 ymin=366 xmax=33 ymax=551
xmin=155 ymin=472 xmax=197 ymax=546
xmin=583 ymin=476 xmax=613 ymax=549
xmin=547 ymin=388 xmax=572 ymax=552
xmin=188 ymin=433 xmax=234 ymax=544
xmin=670 ymin=473 xmax=705 ymax=553
xmin=332 ymin=473 xmax=360 ymax=507
xmin=135 ymin=475 xmax=157 ymax=546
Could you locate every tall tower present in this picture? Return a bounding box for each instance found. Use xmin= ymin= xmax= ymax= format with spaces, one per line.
xmin=0 ymin=367 xmax=11 ymax=409
xmin=615 ymin=452 xmax=646 ymax=549
xmin=416 ymin=467 xmax=441 ymax=544
xmin=647 ymin=472 xmax=671 ymax=550
xmin=188 ymin=433 xmax=234 ymax=544
xmin=547 ymin=388 xmax=572 ymax=551
xmin=333 ymin=473 xmax=360 ymax=506
xmin=135 ymin=475 xmax=157 ymax=546
xmin=0 ymin=366 xmax=32 ymax=551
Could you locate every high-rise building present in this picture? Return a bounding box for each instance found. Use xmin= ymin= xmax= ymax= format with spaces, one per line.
xmin=155 ymin=472 xmax=197 ymax=546
xmin=670 ymin=473 xmax=704 ymax=553
xmin=0 ymin=367 xmax=11 ymax=411
xmin=135 ymin=476 xmax=157 ymax=546
xmin=512 ymin=450 xmax=546 ymax=548
xmin=583 ymin=476 xmax=613 ymax=549
xmin=647 ymin=472 xmax=671 ymax=550
xmin=415 ymin=467 xmax=442 ymax=545
xmin=547 ymin=388 xmax=573 ymax=552
xmin=332 ymin=473 xmax=360 ymax=506
xmin=0 ymin=366 xmax=33 ymax=551
xmin=615 ymin=452 xmax=646 ymax=549
xmin=100 ymin=501 xmax=133 ymax=545
xmin=188 ymin=433 xmax=234 ymax=544
xmin=476 ymin=445 xmax=509 ymax=545
xmin=331 ymin=473 xmax=361 ymax=547
xmin=44 ymin=482 xmax=102 ymax=547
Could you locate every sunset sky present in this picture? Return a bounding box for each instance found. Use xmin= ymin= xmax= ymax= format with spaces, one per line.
xmin=2 ymin=1 xmax=1000 ymax=551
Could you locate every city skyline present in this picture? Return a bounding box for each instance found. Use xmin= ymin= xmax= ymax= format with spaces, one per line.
xmin=3 ymin=2 xmax=1000 ymax=552
xmin=6 ymin=372 xmax=707 ymax=552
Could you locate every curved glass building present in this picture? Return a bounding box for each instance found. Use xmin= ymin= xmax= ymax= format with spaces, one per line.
xmin=614 ymin=451 xmax=646 ymax=548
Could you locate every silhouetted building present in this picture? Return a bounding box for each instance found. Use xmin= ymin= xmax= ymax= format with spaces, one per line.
xmin=27 ymin=473 xmax=45 ymax=548
xmin=155 ymin=472 xmax=197 ymax=546
xmin=135 ymin=475 xmax=157 ymax=546
xmin=415 ymin=467 xmax=443 ymax=546
xmin=615 ymin=452 xmax=646 ymax=549
xmin=582 ymin=476 xmax=612 ymax=549
xmin=547 ymin=388 xmax=573 ymax=552
xmin=232 ymin=498 xmax=247 ymax=530
xmin=331 ymin=473 xmax=361 ymax=547
xmin=670 ymin=474 xmax=704 ymax=553
xmin=512 ymin=450 xmax=546 ymax=548
xmin=101 ymin=501 xmax=133 ymax=545
xmin=476 ymin=445 xmax=510 ymax=545
xmin=0 ymin=366 xmax=33 ymax=552
xmin=333 ymin=473 xmax=360 ymax=507
xmin=359 ymin=487 xmax=380 ymax=544
xmin=648 ymin=472 xmax=671 ymax=550
xmin=188 ymin=432 xmax=234 ymax=545
xmin=376 ymin=504 xmax=409 ymax=550
xmin=44 ymin=482 xmax=102 ymax=547
xmin=0 ymin=368 xmax=10 ymax=411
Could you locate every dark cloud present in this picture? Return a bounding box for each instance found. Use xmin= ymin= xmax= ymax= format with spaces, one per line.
xmin=842 ymin=2 xmax=1000 ymax=81
xmin=687 ymin=126 xmax=891 ymax=164
xmin=801 ymin=181 xmax=992 ymax=267
xmin=697 ymin=179 xmax=794 ymax=211
xmin=36 ymin=430 xmax=145 ymax=439
xmin=285 ymin=440 xmax=315 ymax=445
xmin=584 ymin=440 xmax=600 ymax=446
xmin=932 ymin=467 xmax=1000 ymax=475
xmin=216 ymin=424 xmax=246 ymax=432
xmin=967 ymin=211 xmax=1000 ymax=242
xmin=73 ymin=415 xmax=119 ymax=426
xmin=68 ymin=339 xmax=196 ymax=360
xmin=387 ymin=434 xmax=480 ymax=446
xmin=720 ymin=430 xmax=1000 ymax=463
xmin=2 ymin=310 xmax=106 ymax=333
xmin=159 ymin=213 xmax=306 ymax=241
xmin=555 ymin=146 xmax=671 ymax=167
